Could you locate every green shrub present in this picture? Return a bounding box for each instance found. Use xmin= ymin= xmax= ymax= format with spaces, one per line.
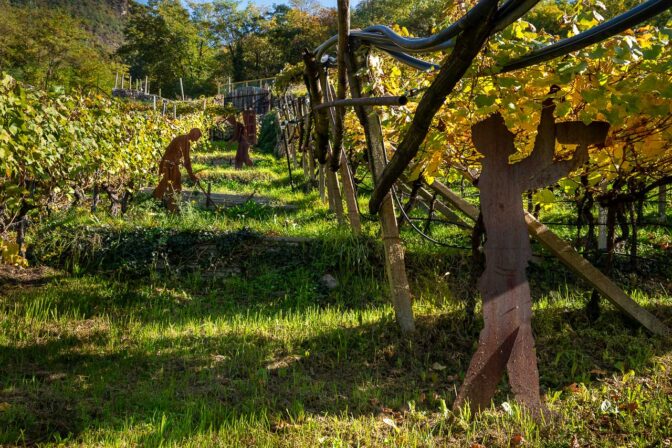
xmin=256 ymin=111 xmax=279 ymax=155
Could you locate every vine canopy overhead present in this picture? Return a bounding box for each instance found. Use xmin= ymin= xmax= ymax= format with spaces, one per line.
xmin=310 ymin=0 xmax=672 ymax=214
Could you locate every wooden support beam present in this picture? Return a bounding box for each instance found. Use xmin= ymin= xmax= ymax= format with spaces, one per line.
xmin=428 ymin=179 xmax=479 ymax=219
xmin=315 ymin=95 xmax=408 ymax=110
xmin=426 ymin=178 xmax=670 ymax=336
xmin=399 ymin=181 xmax=471 ymax=229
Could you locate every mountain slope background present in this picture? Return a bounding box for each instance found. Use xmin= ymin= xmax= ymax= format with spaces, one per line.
xmin=8 ymin=0 xmax=129 ymax=49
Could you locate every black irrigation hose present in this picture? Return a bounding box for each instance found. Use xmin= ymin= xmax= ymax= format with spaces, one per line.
xmin=380 ymin=134 xmax=471 ymax=249
xmin=316 ymin=0 xmax=539 ymax=56
xmin=393 ymin=184 xmax=471 ymax=249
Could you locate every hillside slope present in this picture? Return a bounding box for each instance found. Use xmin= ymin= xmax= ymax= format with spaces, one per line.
xmin=10 ymin=0 xmax=129 ymax=49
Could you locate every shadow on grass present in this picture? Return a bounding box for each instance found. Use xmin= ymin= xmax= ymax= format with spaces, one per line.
xmin=1 ymin=299 xmax=670 ymax=445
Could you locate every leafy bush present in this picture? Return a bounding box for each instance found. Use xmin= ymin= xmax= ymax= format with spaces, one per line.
xmin=256 ymin=111 xmax=279 ymax=155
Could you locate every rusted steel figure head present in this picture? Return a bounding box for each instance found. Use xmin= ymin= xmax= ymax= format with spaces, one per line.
xmin=188 ymin=128 xmax=202 ymax=141
xmin=471 ymin=113 xmax=515 ymax=159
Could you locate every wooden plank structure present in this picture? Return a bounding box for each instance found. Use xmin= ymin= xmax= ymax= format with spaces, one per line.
xmin=242 ymin=110 xmax=258 ymax=145
xmin=423 ymin=178 xmax=669 ymax=336
xmin=224 ymin=86 xmax=271 ymax=115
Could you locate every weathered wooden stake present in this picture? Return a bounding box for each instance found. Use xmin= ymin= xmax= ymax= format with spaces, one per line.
xmin=598 ymin=206 xmax=607 ymax=250
xmin=321 ymin=73 xmax=361 ymax=233
xmin=346 ymin=47 xmax=415 ymax=334
xmin=319 ymin=164 xmax=326 ymax=203
xmin=114 ymin=72 xmax=119 ymax=89
xmin=180 ymin=78 xmax=185 ymax=100
xmin=326 ymin=165 xmax=345 ymax=224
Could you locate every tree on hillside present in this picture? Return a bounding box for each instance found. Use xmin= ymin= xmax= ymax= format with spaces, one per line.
xmin=191 ymin=0 xmax=263 ymax=82
xmin=0 ymin=3 xmax=115 ymax=91
xmin=267 ymin=5 xmax=337 ymax=70
xmin=8 ymin=0 xmax=129 ymax=49
xmin=118 ymin=0 xmax=215 ymax=97
xmin=353 ymin=0 xmax=454 ymax=36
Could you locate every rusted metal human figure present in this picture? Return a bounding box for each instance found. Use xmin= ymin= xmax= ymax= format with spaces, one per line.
xmin=231 ymin=114 xmax=254 ymax=169
xmin=227 ymin=115 xmax=253 ymax=170
xmin=153 ymin=128 xmax=202 ymax=212
xmin=454 ymin=90 xmax=609 ymax=416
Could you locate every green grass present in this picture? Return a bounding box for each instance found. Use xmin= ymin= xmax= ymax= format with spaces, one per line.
xmin=1 ymin=142 xmax=671 ymax=447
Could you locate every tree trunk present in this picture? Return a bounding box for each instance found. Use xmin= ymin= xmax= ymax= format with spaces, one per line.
xmin=91 ymin=183 xmax=100 ymax=213
xmin=16 ymin=215 xmax=27 ymax=258
xmin=423 ymin=193 xmax=436 ymax=234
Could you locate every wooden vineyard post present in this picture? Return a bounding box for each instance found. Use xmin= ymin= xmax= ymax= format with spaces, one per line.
xmin=346 ymin=46 xmax=415 ymax=333
xmin=306 ymin=56 xmax=345 ymax=225
xmin=322 ymin=77 xmax=361 ymax=232
xmin=659 ymin=185 xmax=667 ymax=222
xmin=297 ymin=99 xmax=310 ymax=179
xmin=301 ymin=101 xmax=317 ymax=185
xmin=302 ymin=149 xmax=309 ymax=179
xmin=339 ymin=154 xmax=361 ymax=234
xmin=281 ymin=123 xmax=295 ymax=192
xmin=319 ymin=164 xmax=326 ymax=203
xmin=326 ymin=167 xmax=346 ymax=225
xmin=332 ymin=0 xmax=349 ymax=173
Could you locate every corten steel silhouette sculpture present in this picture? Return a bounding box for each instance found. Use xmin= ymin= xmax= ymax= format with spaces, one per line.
xmin=227 ymin=115 xmax=254 ymax=170
xmin=454 ymin=91 xmax=609 ymax=415
xmin=153 ymin=128 xmax=202 ymax=212
xmin=242 ymin=110 xmax=258 ymax=145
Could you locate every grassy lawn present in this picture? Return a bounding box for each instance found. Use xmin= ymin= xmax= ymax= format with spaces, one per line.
xmin=1 ymin=143 xmax=671 ymax=447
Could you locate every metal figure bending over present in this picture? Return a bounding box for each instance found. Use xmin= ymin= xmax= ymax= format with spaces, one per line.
xmin=153 ymin=128 xmax=202 ymax=212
